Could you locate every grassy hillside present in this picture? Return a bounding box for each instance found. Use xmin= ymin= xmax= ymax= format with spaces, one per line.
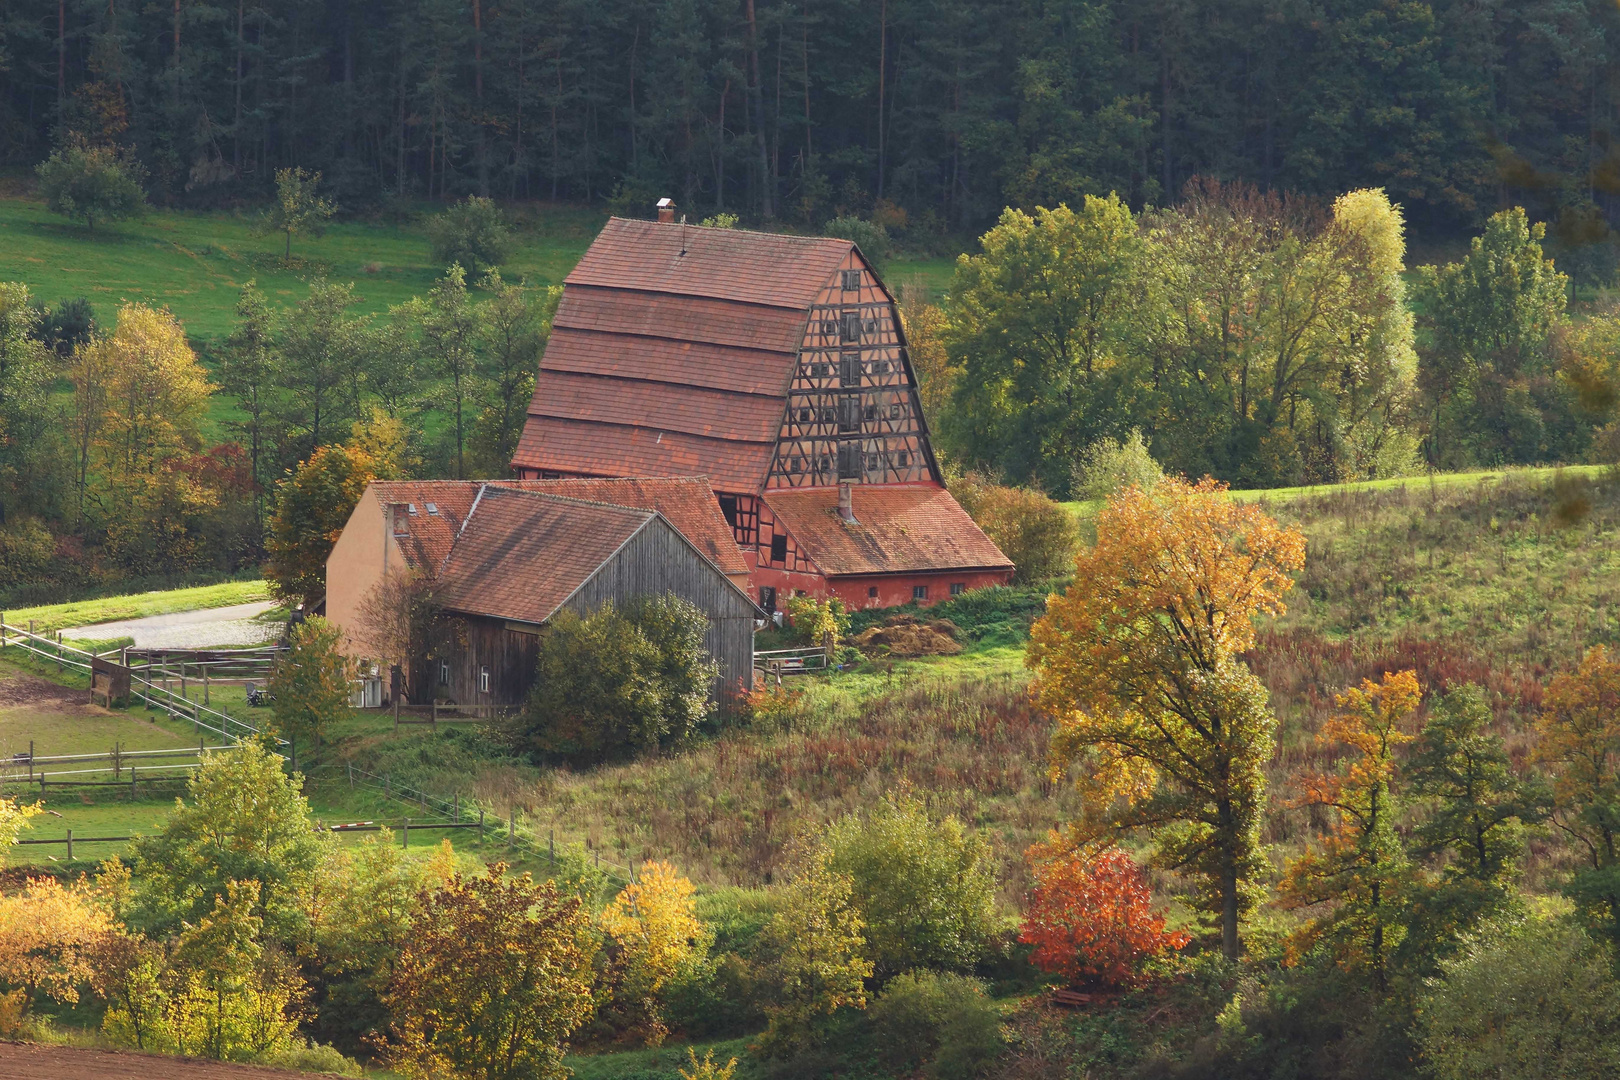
xmin=0 ymin=194 xmax=957 ymax=345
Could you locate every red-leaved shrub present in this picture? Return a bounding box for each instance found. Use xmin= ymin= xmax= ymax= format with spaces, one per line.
xmin=1019 ymin=845 xmax=1189 ymax=988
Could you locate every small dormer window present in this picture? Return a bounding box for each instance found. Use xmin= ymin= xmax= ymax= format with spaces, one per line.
xmin=842 ymin=269 xmax=861 ymax=291
xmin=391 ymin=504 xmax=411 ymax=537
xmin=408 ymin=503 xmax=418 ymax=515
xmin=426 ymin=502 xmax=439 ymax=515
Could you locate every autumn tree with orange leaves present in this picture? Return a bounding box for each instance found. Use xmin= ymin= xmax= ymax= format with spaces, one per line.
xmin=1279 ymin=670 xmax=1421 ymax=989
xmin=1539 ymin=646 xmax=1620 ymax=949
xmin=1028 ymin=477 xmax=1305 ymax=961
xmin=1020 ymin=844 xmax=1189 ymax=988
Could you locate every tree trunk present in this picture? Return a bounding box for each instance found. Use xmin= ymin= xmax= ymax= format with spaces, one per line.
xmin=1221 ymin=861 xmax=1239 ymax=961
xmin=745 ymin=0 xmax=773 ymax=218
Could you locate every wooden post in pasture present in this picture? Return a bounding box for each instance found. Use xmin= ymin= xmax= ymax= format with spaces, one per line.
xmin=181 ymin=663 xmax=188 ymax=701
xmin=478 ymin=810 xmax=485 ymax=839
xmin=402 ymin=817 xmax=409 ymax=849
xmin=549 ymin=829 xmax=555 ymax=864
xmin=508 ymin=813 xmax=514 ymax=846
xmin=203 ymin=666 xmax=210 ymax=706
xmin=452 ymin=793 xmax=459 ymax=822
xmin=129 ymin=766 xmax=136 ymax=799
xmin=66 ymin=829 xmax=73 ymax=860
xmin=56 ymin=631 xmax=63 ymax=673
xmin=347 ymin=763 xmax=354 ymax=789
xmin=112 ymin=741 xmax=121 ymax=780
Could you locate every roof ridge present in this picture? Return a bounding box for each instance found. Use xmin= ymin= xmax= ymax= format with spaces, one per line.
xmin=605 ymin=215 xmax=854 ymax=249
xmin=480 ymin=484 xmax=659 ymax=518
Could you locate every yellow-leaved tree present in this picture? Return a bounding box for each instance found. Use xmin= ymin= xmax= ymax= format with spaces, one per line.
xmin=0 ymin=875 xmax=113 ymax=1034
xmin=600 ymin=860 xmax=709 ymax=1046
xmin=81 ymin=303 xmax=216 ymax=570
xmin=1028 ymin=477 xmax=1305 ymax=961
xmin=1278 ymin=670 xmax=1421 ymax=987
xmin=1538 ymin=646 xmax=1620 ymax=950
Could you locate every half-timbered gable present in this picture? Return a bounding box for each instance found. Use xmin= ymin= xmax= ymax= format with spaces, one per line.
xmin=510 ymin=213 xmax=1010 ymax=607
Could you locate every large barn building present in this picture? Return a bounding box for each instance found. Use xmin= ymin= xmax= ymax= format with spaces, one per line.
xmin=510 ymin=212 xmax=1013 ymax=613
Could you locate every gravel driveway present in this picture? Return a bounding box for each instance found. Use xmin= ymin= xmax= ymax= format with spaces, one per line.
xmin=68 ymin=600 xmax=283 ymax=648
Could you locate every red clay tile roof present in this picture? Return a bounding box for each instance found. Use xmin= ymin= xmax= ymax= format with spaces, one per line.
xmin=566 ymin=218 xmax=853 ymax=308
xmin=514 ymin=218 xmax=862 ymax=493
xmin=555 ymin=286 xmax=808 ymax=354
xmin=434 ymin=488 xmax=654 ymax=624
xmin=763 ymin=486 xmax=1014 ymax=576
xmin=366 ymin=476 xmax=746 ymax=580
xmin=490 ymin=477 xmax=748 ymax=577
xmin=530 ymin=371 xmax=784 ymax=442
xmin=514 ymin=418 xmax=776 ymax=495
xmin=368 ymin=481 xmax=480 ymax=571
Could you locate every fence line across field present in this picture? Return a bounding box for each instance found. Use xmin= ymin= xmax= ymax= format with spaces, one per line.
xmin=342 ymin=761 xmax=635 ymax=883
xmin=0 ymin=619 xmax=289 ymax=750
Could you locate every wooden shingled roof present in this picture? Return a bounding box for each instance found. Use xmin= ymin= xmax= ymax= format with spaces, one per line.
xmin=513 ymin=217 xmax=859 ymax=493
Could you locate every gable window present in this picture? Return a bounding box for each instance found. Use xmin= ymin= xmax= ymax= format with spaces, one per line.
xmin=799 ymin=407 xmax=812 ymax=422
xmin=838 ymin=443 xmax=861 ymax=478
xmin=865 ymin=403 xmax=877 ymax=421
xmin=718 ymin=494 xmax=739 ymax=527
xmin=841 ymin=269 xmax=861 ymax=291
xmin=840 ymin=309 xmax=861 ymax=343
xmin=898 ymin=451 xmax=910 ymax=467
xmin=950 ymin=583 xmax=966 ymax=596
xmin=770 ymin=534 xmax=788 ymax=563
xmin=439 ymin=661 xmax=450 ymax=686
xmin=867 ymin=454 xmax=880 ymax=470
xmin=913 ymin=585 xmax=929 ymax=601
xmin=840 ymin=352 xmax=861 ymax=387
xmin=890 ymin=402 xmax=902 ymax=420
xmin=479 ymin=667 xmax=491 ymax=693
xmin=838 ymin=396 xmax=862 ymax=433
xmin=821 ymin=406 xmax=836 ymax=424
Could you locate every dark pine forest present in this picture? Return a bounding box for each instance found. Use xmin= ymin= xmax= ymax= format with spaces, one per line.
xmin=2 ymin=0 xmax=1619 ymax=237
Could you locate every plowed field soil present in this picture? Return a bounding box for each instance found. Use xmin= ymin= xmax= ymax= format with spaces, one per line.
xmin=0 ymin=1042 xmax=317 ymax=1078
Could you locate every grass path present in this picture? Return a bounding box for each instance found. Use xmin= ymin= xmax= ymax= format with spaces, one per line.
xmin=3 ymin=580 xmax=271 ymax=634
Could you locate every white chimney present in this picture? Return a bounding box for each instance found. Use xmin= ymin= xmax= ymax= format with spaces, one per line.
xmin=838 ymin=481 xmax=856 ymax=523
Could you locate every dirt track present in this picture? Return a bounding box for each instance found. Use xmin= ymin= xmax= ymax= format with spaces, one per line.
xmin=0 ymin=1042 xmax=314 ymax=1078
xmin=0 ymin=667 xmax=86 ymax=710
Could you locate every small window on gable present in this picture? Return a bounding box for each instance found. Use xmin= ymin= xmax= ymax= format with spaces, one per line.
xmin=479 ymin=667 xmax=490 ymax=693
xmin=898 ymin=451 xmax=910 ymax=467
xmin=821 ymin=406 xmax=836 ymax=424
xmin=913 ymin=585 xmax=929 ymax=601
xmin=770 ymin=535 xmax=788 ymax=563
xmin=439 ymin=661 xmax=450 ymax=686
xmin=890 ymin=402 xmax=902 ymax=420
xmin=799 ymin=407 xmax=812 ymax=422
xmin=950 ymin=582 xmax=966 ymax=596
xmin=865 ymin=403 xmax=877 ymax=421
xmin=841 ymin=268 xmax=861 ymax=291
xmin=840 ymin=352 xmax=861 ymax=387
xmin=718 ymin=495 xmax=738 ymax=527
xmin=840 ymin=309 xmax=861 ymax=343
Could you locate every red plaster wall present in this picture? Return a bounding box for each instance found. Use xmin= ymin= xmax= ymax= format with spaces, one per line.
xmin=827 ymin=569 xmax=1014 ymax=611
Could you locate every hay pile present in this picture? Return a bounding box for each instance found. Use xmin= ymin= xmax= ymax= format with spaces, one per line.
xmin=852 ymin=613 xmax=964 ymax=657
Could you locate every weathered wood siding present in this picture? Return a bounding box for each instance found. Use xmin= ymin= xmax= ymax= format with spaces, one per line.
xmin=426 ymin=516 xmax=755 ymax=707
xmin=561 ymin=516 xmax=758 ymax=699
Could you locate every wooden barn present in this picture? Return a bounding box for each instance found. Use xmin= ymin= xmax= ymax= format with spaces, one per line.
xmin=510 ymin=209 xmax=1014 ymax=614
xmin=325 ymin=479 xmax=760 ymax=706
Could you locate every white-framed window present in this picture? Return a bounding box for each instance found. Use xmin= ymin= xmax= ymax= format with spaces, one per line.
xmin=479 ymin=667 xmax=491 ymax=693
xmin=439 ymin=661 xmax=450 ymax=686
xmin=950 ymin=582 xmax=966 ymax=596
xmin=913 ymin=585 xmax=929 ymax=601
